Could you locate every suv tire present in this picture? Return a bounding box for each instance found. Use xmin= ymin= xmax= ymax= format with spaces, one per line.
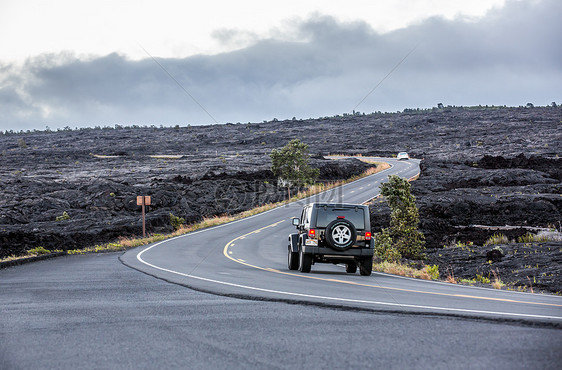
xmin=346 ymin=261 xmax=357 ymax=273
xmin=298 ymin=246 xmax=312 ymax=273
xmin=359 ymin=256 xmax=373 ymax=276
xmin=325 ymin=219 xmax=357 ymax=251
xmin=288 ymin=247 xmax=299 ymax=270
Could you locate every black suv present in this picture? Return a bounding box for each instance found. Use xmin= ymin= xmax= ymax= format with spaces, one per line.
xmin=288 ymin=203 xmax=374 ymax=275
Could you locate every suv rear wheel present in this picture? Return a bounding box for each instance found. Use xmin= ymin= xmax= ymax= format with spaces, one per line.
xmin=298 ymin=245 xmax=312 ymax=273
xmin=359 ymin=256 xmax=373 ymax=276
xmin=288 ymin=247 xmax=299 ymax=270
xmin=346 ymin=261 xmax=357 ymax=273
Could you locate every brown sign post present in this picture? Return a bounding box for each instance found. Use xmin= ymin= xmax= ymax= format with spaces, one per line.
xmin=137 ymin=196 xmax=151 ymax=237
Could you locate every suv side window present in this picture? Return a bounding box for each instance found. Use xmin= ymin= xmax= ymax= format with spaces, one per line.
xmin=304 ymin=206 xmax=312 ymax=227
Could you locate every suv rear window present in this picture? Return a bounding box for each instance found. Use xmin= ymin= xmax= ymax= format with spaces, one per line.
xmin=315 ymin=207 xmax=365 ymax=229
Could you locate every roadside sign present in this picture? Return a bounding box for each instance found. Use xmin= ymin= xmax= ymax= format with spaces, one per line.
xmin=137 ymin=196 xmax=152 ymax=237
xmin=137 ymin=196 xmax=151 ymax=206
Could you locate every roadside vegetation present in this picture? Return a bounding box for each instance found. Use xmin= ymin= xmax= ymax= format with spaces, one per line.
xmin=368 ymin=176 xmax=559 ymax=291
xmin=483 ymin=231 xmax=562 ymax=245
xmin=436 ymin=228 xmax=562 ymax=292
xmin=374 ymin=175 xmax=425 ymax=260
xmin=270 ymin=139 xmax=319 ymax=198
xmin=373 ymin=261 xmax=439 ymax=281
xmin=370 ymin=178 xmax=441 ymax=281
xmin=371 ymin=175 xmax=435 ymax=278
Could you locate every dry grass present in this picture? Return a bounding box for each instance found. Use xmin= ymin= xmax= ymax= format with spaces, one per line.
xmin=326 ymin=154 xmax=392 ymax=169
xmin=491 ymin=269 xmax=505 ymax=290
xmin=444 ymin=267 xmax=457 ymax=284
xmin=484 ymin=233 xmax=510 ymax=246
xmin=364 ymin=164 xmax=390 ymax=173
xmin=408 ymin=173 xmax=420 ymax=182
xmin=445 ymin=275 xmax=457 ymax=284
xmin=372 ymin=261 xmax=440 ymax=281
xmin=0 ymin=247 xmax=57 ymax=263
xmin=67 ymin=243 xmax=126 ymax=254
xmin=526 ymin=276 xmax=535 ymax=293
xmin=492 ymin=280 xmax=505 ymax=290
xmin=0 ymin=255 xmax=22 ymax=263
xmin=517 ymin=231 xmax=562 ymax=243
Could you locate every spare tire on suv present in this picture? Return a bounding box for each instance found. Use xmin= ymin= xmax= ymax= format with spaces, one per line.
xmin=325 ymin=218 xmax=356 ymax=251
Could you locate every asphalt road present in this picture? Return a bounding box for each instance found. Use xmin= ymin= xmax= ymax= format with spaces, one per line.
xmin=2 ymin=252 xmax=561 ymax=369
xmin=122 ymin=158 xmax=562 ymax=323
xmin=2 ymin=158 xmax=562 ymax=369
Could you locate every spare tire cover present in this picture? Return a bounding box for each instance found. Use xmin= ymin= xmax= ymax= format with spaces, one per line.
xmin=325 ymin=219 xmax=357 ymax=251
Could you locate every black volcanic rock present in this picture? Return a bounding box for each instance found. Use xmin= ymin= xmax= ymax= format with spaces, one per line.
xmin=404 ymin=156 xmax=562 ymax=248
xmin=369 ymin=151 xmax=561 ymax=293
xmin=0 ymin=152 xmax=372 ymax=257
xmin=1 ymin=106 xmax=561 ymax=292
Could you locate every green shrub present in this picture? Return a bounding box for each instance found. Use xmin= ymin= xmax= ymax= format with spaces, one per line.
xmin=484 ymin=233 xmax=509 ymax=246
xmin=517 ymin=233 xmax=535 ymax=243
xmin=517 ymin=232 xmax=559 ymax=243
xmin=459 ymin=278 xmax=476 ymax=285
xmin=169 ymin=213 xmax=185 ymax=231
xmin=475 ymin=274 xmax=491 ymax=284
xmin=426 ymin=265 xmax=440 ymax=280
xmin=374 ymin=230 xmax=401 ymax=262
xmin=378 ymin=175 xmax=425 ymax=259
xmin=27 ymin=246 xmax=51 ymax=255
xmin=56 ymin=211 xmax=70 ymax=221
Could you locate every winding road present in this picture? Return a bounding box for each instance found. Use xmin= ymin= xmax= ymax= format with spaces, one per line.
xmin=122 ymin=158 xmax=562 ymax=323
xmin=2 ymin=157 xmax=561 ymax=369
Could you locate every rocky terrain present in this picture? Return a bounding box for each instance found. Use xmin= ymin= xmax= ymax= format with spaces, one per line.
xmin=370 ymin=154 xmax=562 ymax=293
xmin=1 ymin=106 xmax=560 ymax=292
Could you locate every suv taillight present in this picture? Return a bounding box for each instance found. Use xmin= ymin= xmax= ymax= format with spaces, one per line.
xmin=308 ymin=229 xmax=316 ymax=238
xmin=365 ymin=232 xmax=371 ymax=240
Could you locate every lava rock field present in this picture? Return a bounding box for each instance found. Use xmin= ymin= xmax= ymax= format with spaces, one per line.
xmin=1 ymin=106 xmax=560 ymax=292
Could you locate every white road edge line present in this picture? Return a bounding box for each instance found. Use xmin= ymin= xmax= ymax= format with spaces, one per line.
xmin=136 ymin=242 xmax=562 ymax=321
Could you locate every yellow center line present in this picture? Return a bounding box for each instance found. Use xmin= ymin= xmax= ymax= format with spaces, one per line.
xmin=223 ymin=221 xmax=562 ymax=308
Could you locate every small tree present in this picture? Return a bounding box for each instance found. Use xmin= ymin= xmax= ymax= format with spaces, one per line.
xmin=373 ymin=230 xmax=401 ymax=262
xmin=169 ymin=213 xmax=185 ymax=231
xmin=270 ymin=139 xmax=319 ymax=198
xmin=375 ymin=175 xmax=425 ymax=260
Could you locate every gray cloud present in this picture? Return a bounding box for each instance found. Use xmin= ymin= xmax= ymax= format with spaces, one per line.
xmin=1 ymin=0 xmax=560 ymax=131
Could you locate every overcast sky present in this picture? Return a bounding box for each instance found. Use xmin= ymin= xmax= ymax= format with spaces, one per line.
xmin=1 ymin=0 xmax=560 ymax=131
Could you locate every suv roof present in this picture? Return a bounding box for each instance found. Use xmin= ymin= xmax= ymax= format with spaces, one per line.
xmin=306 ymin=202 xmax=367 ymax=208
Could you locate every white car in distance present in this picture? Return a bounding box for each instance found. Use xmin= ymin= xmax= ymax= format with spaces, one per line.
xmin=397 ymin=152 xmax=410 ymax=160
